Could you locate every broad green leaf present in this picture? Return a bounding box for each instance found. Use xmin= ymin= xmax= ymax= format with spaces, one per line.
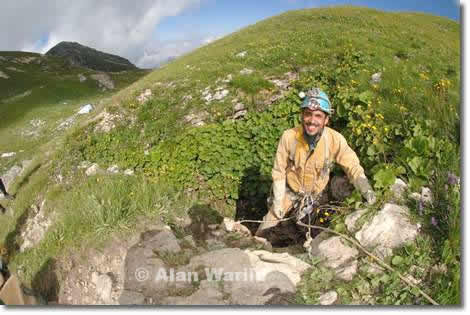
xmin=392 ymin=255 xmax=404 ymax=266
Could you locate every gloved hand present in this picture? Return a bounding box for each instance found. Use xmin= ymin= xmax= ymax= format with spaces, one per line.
xmin=272 ymin=180 xmax=286 ymax=219
xmin=353 ymin=176 xmax=377 ymax=206
xmin=272 ymin=201 xmax=284 ymax=219
xmin=365 ymin=189 xmax=377 ymax=205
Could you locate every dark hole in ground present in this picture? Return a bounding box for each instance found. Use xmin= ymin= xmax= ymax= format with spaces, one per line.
xmin=235 ymin=166 xmax=345 ymax=248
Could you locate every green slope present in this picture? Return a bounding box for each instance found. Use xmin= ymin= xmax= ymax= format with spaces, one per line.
xmin=0 ymin=51 xmax=148 ymax=129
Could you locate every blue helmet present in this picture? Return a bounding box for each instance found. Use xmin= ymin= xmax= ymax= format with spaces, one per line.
xmin=300 ymin=88 xmax=333 ymax=115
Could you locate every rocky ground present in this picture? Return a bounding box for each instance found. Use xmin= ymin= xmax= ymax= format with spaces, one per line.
xmin=1 ymin=155 xmax=431 ymax=305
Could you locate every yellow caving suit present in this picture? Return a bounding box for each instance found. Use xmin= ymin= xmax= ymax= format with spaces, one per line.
xmin=256 ymin=125 xmax=371 ymax=235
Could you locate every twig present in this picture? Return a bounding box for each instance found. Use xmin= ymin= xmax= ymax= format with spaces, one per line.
xmin=295 ymin=221 xmax=439 ymax=305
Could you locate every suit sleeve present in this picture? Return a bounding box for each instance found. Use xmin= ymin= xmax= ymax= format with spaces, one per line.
xmin=333 ymin=133 xmax=366 ymax=183
xmin=271 ymin=131 xmax=290 ymax=209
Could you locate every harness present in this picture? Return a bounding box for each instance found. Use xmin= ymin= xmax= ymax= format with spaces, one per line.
xmin=288 ymin=128 xmax=331 ymax=254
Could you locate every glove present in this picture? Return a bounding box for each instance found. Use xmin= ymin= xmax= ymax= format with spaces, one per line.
xmin=353 ymin=175 xmax=377 ymax=205
xmin=272 ymin=180 xmax=286 ymax=219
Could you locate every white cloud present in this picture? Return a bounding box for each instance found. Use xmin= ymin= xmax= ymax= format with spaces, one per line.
xmin=0 ymin=0 xmax=202 ymax=68
xmin=135 ymin=34 xmax=223 ymax=68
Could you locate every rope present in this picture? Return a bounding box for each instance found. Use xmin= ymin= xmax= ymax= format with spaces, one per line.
xmin=295 ymin=221 xmax=439 ymax=305
xmin=238 ymin=202 xmax=439 ymax=305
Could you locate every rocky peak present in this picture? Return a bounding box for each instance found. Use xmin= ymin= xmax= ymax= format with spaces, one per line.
xmin=45 ymin=41 xmax=138 ymax=72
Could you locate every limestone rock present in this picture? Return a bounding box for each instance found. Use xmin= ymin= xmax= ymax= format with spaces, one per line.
xmin=20 ymin=200 xmax=54 ymax=251
xmin=355 ymin=203 xmax=418 ymax=259
xmin=233 ymin=102 xmax=245 ymax=112
xmin=119 ymin=290 xmax=145 ymax=305
xmin=184 ymin=111 xmax=209 ymax=126
xmin=1 ymin=152 xmax=15 ymax=158
xmin=78 ymin=104 xmax=93 ymax=114
xmin=94 ymin=111 xmax=123 ymax=133
xmin=420 ymin=187 xmax=433 ymax=205
xmin=124 ymin=169 xmax=134 ymax=176
xmin=309 ymin=235 xmax=359 ymax=270
xmin=221 ymin=218 xmax=251 ymax=236
xmin=0 ymin=165 xmax=22 ymax=193
xmin=236 ymin=51 xmax=247 ymax=58
xmin=85 ymin=163 xmax=101 ymax=176
xmin=233 ymin=110 xmax=247 ymax=120
xmin=319 ymin=290 xmax=338 ymax=305
xmin=56 ymin=116 xmax=76 ymax=131
xmin=95 ymin=274 xmax=113 ymax=304
xmin=390 ymin=178 xmax=408 ymax=202
xmin=370 ymin=72 xmax=382 ymax=84
xmin=345 ymin=209 xmax=367 ymax=233
xmin=137 ymin=89 xmax=152 ymax=104
xmin=161 ymin=280 xmax=225 ymax=305
xmin=107 ymin=165 xmax=119 ymax=174
xmin=240 ymin=68 xmax=253 ymax=75
xmin=91 ymin=73 xmax=115 ymax=90
xmin=146 ymin=230 xmax=181 ymax=254
xmin=253 ymin=236 xmax=273 ymax=251
xmin=213 ymin=89 xmax=229 ymax=100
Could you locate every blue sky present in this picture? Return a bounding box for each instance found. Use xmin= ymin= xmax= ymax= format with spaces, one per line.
xmin=0 ymin=0 xmax=461 ymax=68
xmin=155 ymin=0 xmax=460 ymax=41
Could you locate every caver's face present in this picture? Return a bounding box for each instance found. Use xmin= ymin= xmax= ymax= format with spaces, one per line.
xmin=301 ymin=108 xmax=329 ymax=136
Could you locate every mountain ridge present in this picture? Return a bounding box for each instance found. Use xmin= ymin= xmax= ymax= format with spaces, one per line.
xmin=45 ymin=41 xmax=138 ymax=72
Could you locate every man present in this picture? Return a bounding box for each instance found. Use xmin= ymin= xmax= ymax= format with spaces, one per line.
xmin=255 ymin=88 xmax=376 ymax=242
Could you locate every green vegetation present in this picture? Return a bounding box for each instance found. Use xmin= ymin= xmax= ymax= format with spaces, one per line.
xmin=0 ymin=6 xmax=460 ymax=305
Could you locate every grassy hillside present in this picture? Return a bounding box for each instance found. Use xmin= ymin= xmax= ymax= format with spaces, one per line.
xmin=0 ymin=51 xmax=149 ymax=173
xmin=1 ymin=6 xmax=460 ymax=305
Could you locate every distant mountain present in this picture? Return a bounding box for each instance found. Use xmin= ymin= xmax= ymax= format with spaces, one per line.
xmin=45 ymin=41 xmax=138 ymax=72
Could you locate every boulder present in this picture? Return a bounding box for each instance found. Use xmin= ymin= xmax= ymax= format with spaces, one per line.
xmin=145 ymin=230 xmax=181 ymax=254
xmin=95 ymin=273 xmax=113 ymax=304
xmin=355 ymin=203 xmax=418 ymax=259
xmin=78 ymin=104 xmax=93 ymax=114
xmin=370 ymin=72 xmax=382 ymax=84
xmin=91 ymin=73 xmax=115 ymax=90
xmin=1 ymin=152 xmax=16 ymax=158
xmin=124 ymin=169 xmax=134 ymax=176
xmin=1 ymin=165 xmax=22 ymax=192
xmin=344 ymin=209 xmax=367 ymax=233
xmin=390 ymin=178 xmax=408 ymax=202
xmin=319 ymin=290 xmax=338 ymax=305
xmin=85 ymin=163 xmax=102 ymax=176
xmin=19 ymin=200 xmax=54 ymax=251
xmin=107 ymin=165 xmax=120 ymax=174
xmin=213 ymin=89 xmax=229 ymax=100
xmin=309 ymin=234 xmax=359 ymax=280
xmin=236 ymin=51 xmax=247 ymax=58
